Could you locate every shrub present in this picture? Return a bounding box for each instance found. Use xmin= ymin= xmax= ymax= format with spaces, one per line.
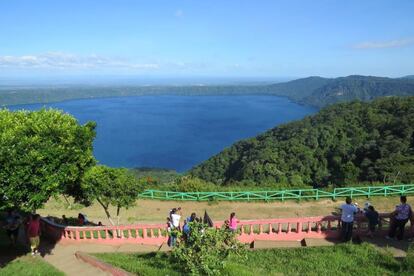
xmin=171 ymin=221 xmax=246 ymax=275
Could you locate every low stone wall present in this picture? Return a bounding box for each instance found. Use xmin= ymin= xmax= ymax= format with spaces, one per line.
xmin=41 ymin=213 xmax=406 ymax=246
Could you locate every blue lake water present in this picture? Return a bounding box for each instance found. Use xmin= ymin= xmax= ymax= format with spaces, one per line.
xmin=9 ymin=96 xmax=316 ymax=172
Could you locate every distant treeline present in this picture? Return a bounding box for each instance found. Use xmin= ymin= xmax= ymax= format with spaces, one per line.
xmin=2 ymin=75 xmax=414 ymax=107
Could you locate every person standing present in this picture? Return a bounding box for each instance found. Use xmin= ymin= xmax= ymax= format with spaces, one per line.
xmin=170 ymin=208 xmax=181 ymax=231
xmin=340 ymin=197 xmax=359 ymax=242
xmin=27 ymin=214 xmax=41 ymax=255
xmin=364 ymin=205 xmax=379 ymax=238
xmin=166 ymin=217 xmax=174 ymax=247
xmin=229 ymin=212 xmax=239 ymax=233
xmin=386 ymin=196 xmax=412 ymax=240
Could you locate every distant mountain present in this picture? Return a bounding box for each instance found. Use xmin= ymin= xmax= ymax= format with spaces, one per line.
xmin=402 ymin=75 xmax=414 ymax=79
xmin=267 ymin=75 xmax=414 ymax=108
xmin=266 ymin=76 xmax=331 ymax=101
xmin=189 ymin=96 xmax=414 ymax=187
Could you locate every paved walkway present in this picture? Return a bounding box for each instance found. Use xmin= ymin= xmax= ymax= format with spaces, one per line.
xmin=39 ymin=241 xmax=166 ymax=276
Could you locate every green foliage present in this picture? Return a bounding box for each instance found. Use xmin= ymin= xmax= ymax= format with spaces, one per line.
xmin=191 ymin=97 xmax=414 ymax=188
xmin=81 ymin=165 xmax=145 ymax=225
xmin=171 ymin=222 xmax=246 ymax=275
xmin=0 ymin=108 xmax=95 ymax=211
xmin=166 ymin=176 xmax=218 ymax=192
xmin=131 ymin=167 xmax=179 ymax=185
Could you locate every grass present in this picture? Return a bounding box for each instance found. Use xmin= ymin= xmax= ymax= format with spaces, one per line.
xmin=95 ymin=243 xmax=413 ymax=275
xmin=38 ymin=195 xmax=403 ymax=225
xmin=0 ymin=256 xmax=64 ymax=276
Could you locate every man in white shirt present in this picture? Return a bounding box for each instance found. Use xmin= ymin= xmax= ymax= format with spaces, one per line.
xmin=340 ymin=197 xmax=359 ymax=242
xmin=170 ymin=208 xmax=181 ymax=230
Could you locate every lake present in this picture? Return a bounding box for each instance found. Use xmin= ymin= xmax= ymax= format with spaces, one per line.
xmin=10 ymin=95 xmax=316 ymax=172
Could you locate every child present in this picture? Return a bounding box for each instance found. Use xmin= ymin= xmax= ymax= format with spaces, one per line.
xmin=27 ymin=214 xmax=41 ymax=255
xmin=229 ymin=212 xmax=239 ymax=233
xmin=365 ymin=205 xmax=379 ymax=238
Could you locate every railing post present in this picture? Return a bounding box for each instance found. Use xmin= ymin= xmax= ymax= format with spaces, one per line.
xmin=297 ymin=222 xmax=302 ymax=233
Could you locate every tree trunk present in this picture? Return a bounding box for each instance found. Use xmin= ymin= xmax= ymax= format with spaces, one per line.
xmin=62 ymin=194 xmax=72 ymax=209
xmin=96 ymin=198 xmax=115 ymax=226
xmin=116 ymin=206 xmax=121 ymax=226
xmin=116 ymin=206 xmax=121 ymax=237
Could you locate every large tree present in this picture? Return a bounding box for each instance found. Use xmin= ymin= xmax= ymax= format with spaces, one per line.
xmin=81 ymin=165 xmax=144 ymax=226
xmin=0 ymin=108 xmax=96 ymax=211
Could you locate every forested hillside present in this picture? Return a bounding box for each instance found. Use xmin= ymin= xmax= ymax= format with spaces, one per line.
xmin=190 ymin=97 xmax=414 ymax=187
xmin=301 ymin=75 xmax=414 ymax=107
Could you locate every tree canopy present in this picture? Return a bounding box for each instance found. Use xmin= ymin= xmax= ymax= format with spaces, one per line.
xmin=190 ymin=97 xmax=414 ymax=188
xmin=81 ymin=165 xmax=145 ymax=225
xmin=0 ymin=108 xmax=96 ymax=211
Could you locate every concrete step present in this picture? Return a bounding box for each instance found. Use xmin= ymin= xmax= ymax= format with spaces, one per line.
xmin=252 ymin=240 xmax=303 ymax=249
xmin=303 ymin=238 xmax=338 ymax=247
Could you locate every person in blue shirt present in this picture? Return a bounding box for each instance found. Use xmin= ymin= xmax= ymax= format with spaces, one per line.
xmin=187 ymin=213 xmax=197 ymax=223
xmin=182 ymin=220 xmax=190 ymax=239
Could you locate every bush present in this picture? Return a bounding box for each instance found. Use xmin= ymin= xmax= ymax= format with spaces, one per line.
xmin=171 ymin=221 xmax=246 ymax=275
xmin=167 ymin=176 xmax=218 ymax=192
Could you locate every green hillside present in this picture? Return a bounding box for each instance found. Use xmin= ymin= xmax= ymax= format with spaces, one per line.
xmin=301 ymin=75 xmax=414 ymax=107
xmin=189 ymin=97 xmax=414 ymax=187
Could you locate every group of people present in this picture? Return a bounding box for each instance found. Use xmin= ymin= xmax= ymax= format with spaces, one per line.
xmin=340 ymin=195 xmax=412 ymax=242
xmin=3 ymin=210 xmax=41 ymax=255
xmin=166 ymin=207 xmax=239 ymax=247
xmin=3 ymin=196 xmax=412 ymax=253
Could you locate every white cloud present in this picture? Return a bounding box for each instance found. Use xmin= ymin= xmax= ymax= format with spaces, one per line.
xmin=0 ymin=52 xmax=159 ymax=70
xmin=352 ymin=38 xmax=414 ymax=49
xmin=174 ymin=9 xmax=184 ymax=17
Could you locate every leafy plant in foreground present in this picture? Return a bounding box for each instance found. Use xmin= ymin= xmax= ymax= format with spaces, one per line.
xmin=171 ymin=221 xmax=246 ymax=275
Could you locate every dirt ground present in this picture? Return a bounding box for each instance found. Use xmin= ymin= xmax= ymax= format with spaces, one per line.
xmin=38 ymin=196 xmax=404 ymax=225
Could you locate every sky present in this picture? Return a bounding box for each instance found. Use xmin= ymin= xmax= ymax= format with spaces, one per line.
xmin=1 ymin=0 xmax=414 ymax=82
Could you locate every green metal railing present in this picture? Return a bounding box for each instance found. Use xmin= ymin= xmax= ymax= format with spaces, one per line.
xmin=138 ymin=184 xmax=414 ymax=201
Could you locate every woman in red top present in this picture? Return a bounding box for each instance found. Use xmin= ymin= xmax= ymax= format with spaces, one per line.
xmin=27 ymin=214 xmax=41 ymax=255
